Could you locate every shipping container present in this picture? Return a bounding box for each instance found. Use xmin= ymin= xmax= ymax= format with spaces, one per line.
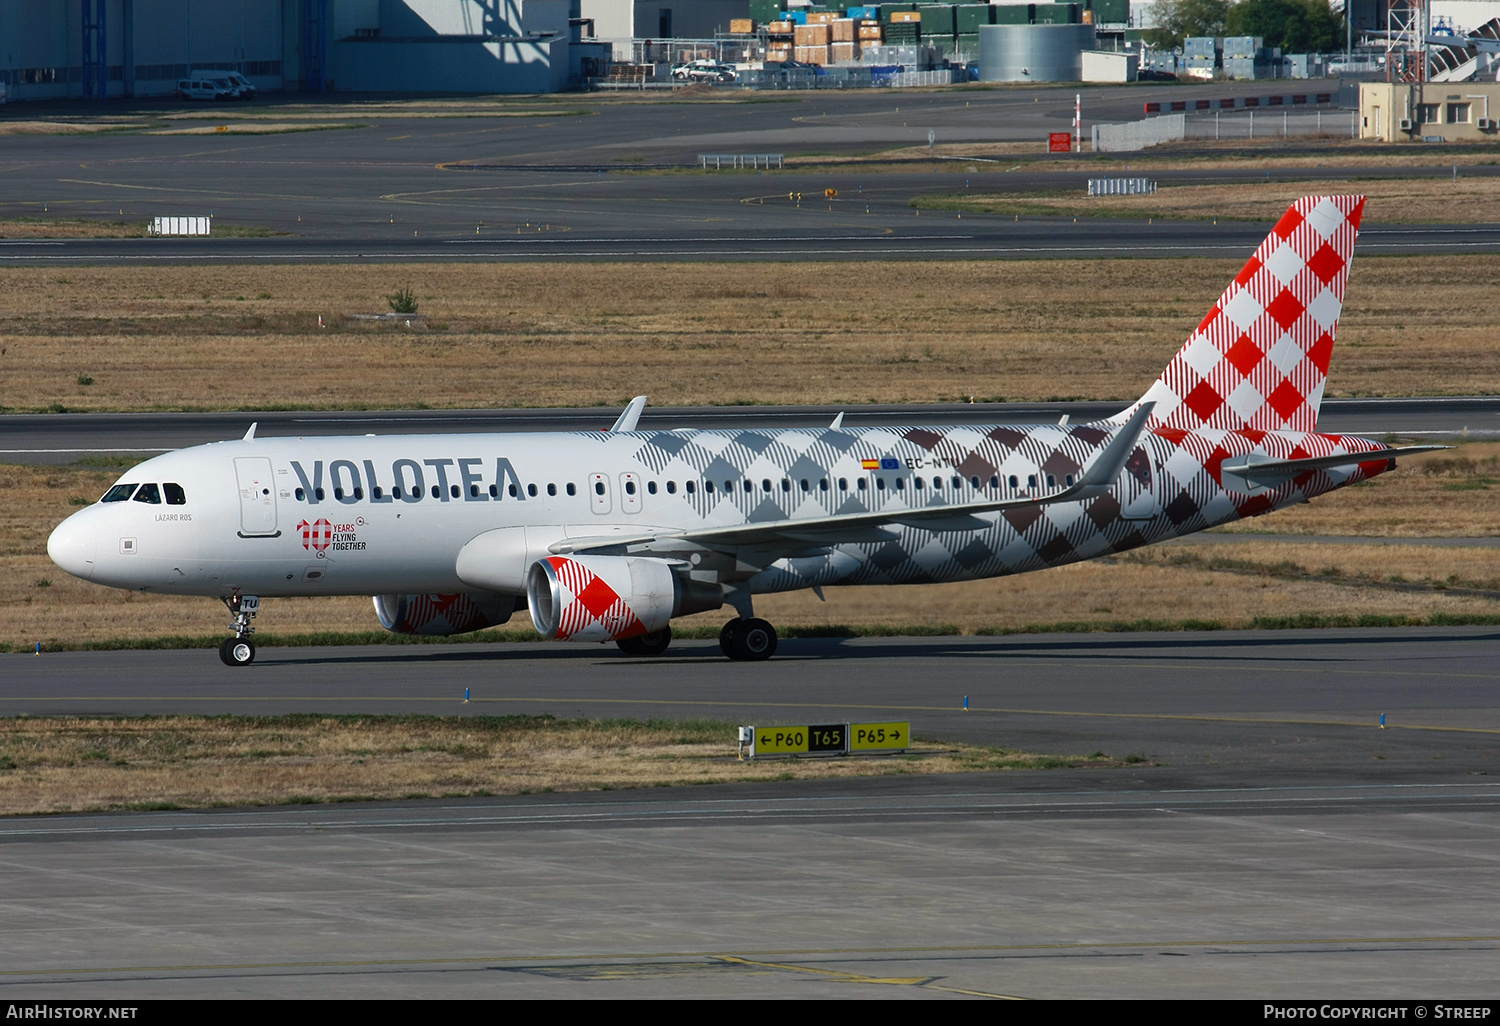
xmin=795 ymin=23 xmax=832 ymax=43
xmin=917 ymin=4 xmax=956 ymax=33
xmin=1032 ymin=3 xmax=1079 ymax=24
xmin=1091 ymin=0 xmax=1128 ymax=23
xmin=880 ymin=3 xmax=919 ymax=23
xmin=831 ymin=18 xmax=856 ymax=40
xmin=847 ymin=5 xmax=879 ymax=17
xmin=956 ymin=4 xmax=993 ymax=32
xmin=990 ymin=4 xmax=1033 ymax=25
xmin=766 ymin=20 xmax=794 ymax=33
xmin=749 ymin=0 xmax=783 ymax=25
xmin=784 ymin=9 xmax=809 ymax=23
xmin=831 ymin=41 xmax=859 ymax=61
xmin=730 ymin=18 xmax=754 ymax=33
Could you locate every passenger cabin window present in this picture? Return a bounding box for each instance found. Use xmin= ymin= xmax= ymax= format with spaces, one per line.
xmin=566 ymin=483 xmax=577 ymax=496
xmin=102 ymin=484 xmax=137 ymax=503
xmin=133 ymin=483 xmax=162 ymax=504
xmin=164 ymin=483 xmax=187 ymax=505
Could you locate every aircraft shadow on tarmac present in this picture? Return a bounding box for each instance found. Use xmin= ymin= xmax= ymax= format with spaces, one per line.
xmin=254 ymin=628 xmax=1500 ymax=669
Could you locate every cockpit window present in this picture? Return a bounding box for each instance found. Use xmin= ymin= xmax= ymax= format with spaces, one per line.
xmin=164 ymin=483 xmax=186 ymax=505
xmin=132 ymin=483 xmax=162 ymax=504
xmin=101 ymin=484 xmax=137 ymax=503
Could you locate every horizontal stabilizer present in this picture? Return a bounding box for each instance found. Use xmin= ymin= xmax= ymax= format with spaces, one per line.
xmin=1221 ymin=444 xmax=1448 ymax=490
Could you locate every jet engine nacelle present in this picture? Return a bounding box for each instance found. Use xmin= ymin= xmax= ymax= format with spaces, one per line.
xmin=526 ymin=555 xmax=723 ymax=641
xmin=373 ymin=592 xmax=523 ymax=636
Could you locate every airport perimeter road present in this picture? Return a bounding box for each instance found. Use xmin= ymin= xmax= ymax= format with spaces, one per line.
xmin=7 ymin=627 xmax=1500 ymax=776
xmin=1 ymin=776 xmax=1497 ymax=997
xmin=1 ymin=396 xmax=1495 ymax=465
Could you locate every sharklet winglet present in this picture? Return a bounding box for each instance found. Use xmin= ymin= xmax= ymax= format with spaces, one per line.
xmin=609 ymin=395 xmax=648 ymax=433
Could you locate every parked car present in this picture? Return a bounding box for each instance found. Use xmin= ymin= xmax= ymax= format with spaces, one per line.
xmin=176 ymin=77 xmax=235 ymax=101
xmin=187 ymin=70 xmax=257 ymax=99
xmin=672 ymin=59 xmax=737 ymax=82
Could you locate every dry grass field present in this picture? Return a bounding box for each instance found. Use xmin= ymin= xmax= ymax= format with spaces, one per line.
xmin=0 ymin=715 xmax=1112 ymax=816
xmin=2 ymin=255 xmax=1495 ymax=414
xmin=916 ymin=176 xmax=1500 ymax=223
xmin=4 ymin=446 xmax=1497 ymax=650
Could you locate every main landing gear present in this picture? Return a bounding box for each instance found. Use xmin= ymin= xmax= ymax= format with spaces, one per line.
xmin=720 ymin=618 xmax=777 ymax=662
xmin=616 ymin=627 xmax=673 ymax=656
xmin=219 ymin=594 xmax=259 ymax=666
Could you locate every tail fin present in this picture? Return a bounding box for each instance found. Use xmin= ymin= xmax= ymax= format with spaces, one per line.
xmin=1121 ymin=195 xmax=1366 ymax=434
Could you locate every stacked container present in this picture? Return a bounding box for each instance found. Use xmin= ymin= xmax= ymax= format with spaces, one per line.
xmin=1183 ymin=35 xmax=1220 ymax=76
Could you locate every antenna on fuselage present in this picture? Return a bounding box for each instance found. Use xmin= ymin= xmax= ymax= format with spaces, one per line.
xmin=609 ymin=395 xmax=648 ymax=433
xmin=243 ymin=422 xmax=258 ymax=441
xmin=829 ymin=412 xmax=845 ymax=430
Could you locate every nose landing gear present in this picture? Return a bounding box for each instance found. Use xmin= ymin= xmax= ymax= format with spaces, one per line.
xmin=219 ymin=594 xmax=259 ymax=666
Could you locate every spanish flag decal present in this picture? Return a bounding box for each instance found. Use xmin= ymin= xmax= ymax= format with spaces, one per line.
xmin=860 ymin=458 xmax=881 ymax=470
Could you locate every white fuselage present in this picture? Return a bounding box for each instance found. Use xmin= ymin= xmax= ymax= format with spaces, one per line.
xmin=47 ymin=421 xmax=1384 ymax=604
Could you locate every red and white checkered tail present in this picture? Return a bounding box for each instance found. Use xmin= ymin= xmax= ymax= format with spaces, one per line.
xmin=1120 ymin=195 xmax=1366 ymax=434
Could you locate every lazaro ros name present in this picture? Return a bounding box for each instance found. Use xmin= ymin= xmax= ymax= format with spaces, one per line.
xmin=291 ymin=458 xmax=531 ymax=506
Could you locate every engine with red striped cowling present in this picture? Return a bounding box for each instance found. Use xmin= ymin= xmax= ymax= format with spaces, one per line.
xmin=526 ymin=555 xmax=723 ymax=641
xmin=373 ymin=592 xmax=524 ymax=636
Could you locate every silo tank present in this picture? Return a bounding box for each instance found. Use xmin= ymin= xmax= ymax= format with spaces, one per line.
xmin=978 ymin=23 xmax=1095 ymax=82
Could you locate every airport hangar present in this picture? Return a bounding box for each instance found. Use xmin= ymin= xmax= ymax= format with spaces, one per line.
xmin=0 ymin=0 xmax=748 ymax=96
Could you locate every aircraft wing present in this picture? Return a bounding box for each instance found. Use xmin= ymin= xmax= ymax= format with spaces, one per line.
xmin=554 ymin=403 xmax=1155 ymax=556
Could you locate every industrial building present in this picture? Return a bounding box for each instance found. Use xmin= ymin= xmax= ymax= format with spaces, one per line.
xmin=1359 ymin=79 xmax=1500 ymax=138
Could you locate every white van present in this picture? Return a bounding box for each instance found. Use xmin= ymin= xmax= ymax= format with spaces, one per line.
xmin=191 ymin=69 xmax=256 ymax=99
xmin=176 ymin=78 xmax=235 ymax=101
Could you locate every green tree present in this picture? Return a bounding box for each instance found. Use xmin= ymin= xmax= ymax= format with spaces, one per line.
xmin=1226 ymin=0 xmax=1345 ymax=52
xmin=1144 ymin=0 xmax=1232 ymax=49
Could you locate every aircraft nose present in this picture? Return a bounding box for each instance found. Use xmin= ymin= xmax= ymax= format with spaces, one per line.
xmin=48 ymin=512 xmax=97 ymax=581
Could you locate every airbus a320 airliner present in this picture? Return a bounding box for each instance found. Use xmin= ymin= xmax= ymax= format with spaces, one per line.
xmin=48 ymin=196 xmax=1439 ymax=665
